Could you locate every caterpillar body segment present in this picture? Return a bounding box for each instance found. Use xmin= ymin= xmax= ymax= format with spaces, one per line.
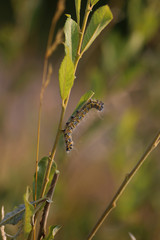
xmin=63 ymin=99 xmax=104 ymax=152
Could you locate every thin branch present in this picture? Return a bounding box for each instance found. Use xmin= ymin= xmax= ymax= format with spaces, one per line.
xmin=87 ymin=131 xmax=160 ymax=240
xmin=40 ymin=105 xmax=65 ymax=198
xmin=74 ymin=0 xmax=93 ymax=71
xmin=38 ymin=170 xmax=60 ymax=240
xmin=34 ymin=59 xmax=48 ymax=203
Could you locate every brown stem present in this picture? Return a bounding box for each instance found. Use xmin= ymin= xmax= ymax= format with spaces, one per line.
xmin=87 ymin=131 xmax=160 ymax=240
xmin=46 ymin=0 xmax=65 ymax=53
xmin=38 ymin=171 xmax=60 ymax=240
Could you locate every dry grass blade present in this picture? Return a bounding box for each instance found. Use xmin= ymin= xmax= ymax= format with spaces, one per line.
xmin=46 ymin=0 xmax=65 ymax=53
xmin=46 ymin=29 xmax=64 ymax=58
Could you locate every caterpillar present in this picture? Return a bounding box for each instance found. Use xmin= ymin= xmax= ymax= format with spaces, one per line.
xmin=63 ymin=99 xmax=104 ymax=152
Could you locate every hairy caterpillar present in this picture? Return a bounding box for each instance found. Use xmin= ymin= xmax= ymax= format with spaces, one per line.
xmin=63 ymin=99 xmax=104 ymax=152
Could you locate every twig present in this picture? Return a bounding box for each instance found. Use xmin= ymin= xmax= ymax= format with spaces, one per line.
xmin=87 ymin=131 xmax=160 ymax=240
xmin=74 ymin=0 xmax=93 ymax=71
xmin=38 ymin=170 xmax=60 ymax=240
xmin=0 ymin=206 xmax=6 ymax=240
xmin=40 ymin=105 xmax=65 ymax=198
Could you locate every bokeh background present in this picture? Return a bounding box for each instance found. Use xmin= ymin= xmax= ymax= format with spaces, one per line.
xmin=0 ymin=0 xmax=160 ymax=239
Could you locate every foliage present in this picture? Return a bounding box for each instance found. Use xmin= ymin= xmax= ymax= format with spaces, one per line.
xmin=0 ymin=0 xmax=113 ymax=239
xmin=0 ymin=0 xmax=160 ymax=240
xmin=33 ymin=157 xmax=57 ymax=201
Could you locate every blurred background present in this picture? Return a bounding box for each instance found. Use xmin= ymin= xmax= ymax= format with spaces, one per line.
xmin=0 ymin=0 xmax=160 ymax=239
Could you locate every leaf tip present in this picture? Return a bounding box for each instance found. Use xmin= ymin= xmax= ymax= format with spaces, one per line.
xmin=65 ymin=14 xmax=71 ymax=18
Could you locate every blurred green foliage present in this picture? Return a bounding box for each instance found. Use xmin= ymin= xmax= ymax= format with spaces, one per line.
xmin=0 ymin=0 xmax=160 ymax=239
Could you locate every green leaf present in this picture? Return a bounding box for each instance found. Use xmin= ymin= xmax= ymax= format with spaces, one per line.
xmin=75 ymin=0 xmax=81 ymax=26
xmin=64 ymin=16 xmax=80 ymax=63
xmin=72 ymin=90 xmax=94 ymax=115
xmin=44 ymin=225 xmax=61 ymax=240
xmin=59 ymin=51 xmax=75 ymax=101
xmin=81 ymin=5 xmax=113 ymax=53
xmin=33 ymin=157 xmax=57 ymax=201
xmin=90 ymin=0 xmax=100 ymax=6
xmin=0 ymin=198 xmax=46 ymax=227
xmin=0 ymin=204 xmax=25 ymax=227
xmin=23 ymin=187 xmax=34 ymax=235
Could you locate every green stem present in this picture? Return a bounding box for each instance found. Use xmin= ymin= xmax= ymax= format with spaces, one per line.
xmin=38 ymin=0 xmax=92 ymax=210
xmin=35 ymin=59 xmax=48 ymax=204
xmin=35 ymin=1 xmax=95 ymax=238
xmin=87 ymin=131 xmax=160 ymax=240
xmin=40 ymin=104 xmax=66 ymax=198
xmin=74 ymin=0 xmax=93 ymax=71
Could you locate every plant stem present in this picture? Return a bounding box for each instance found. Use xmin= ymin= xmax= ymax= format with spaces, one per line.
xmin=33 ymin=1 xmax=65 ymax=239
xmin=35 ymin=0 xmax=65 ymax=205
xmin=36 ymin=0 xmax=94 ymax=238
xmin=87 ymin=131 xmax=160 ymax=240
xmin=38 ymin=170 xmax=60 ymax=240
xmin=39 ymin=0 xmax=93 ymax=198
xmin=74 ymin=0 xmax=93 ymax=71
xmin=35 ymin=59 xmax=48 ymax=203
xmin=40 ymin=105 xmax=65 ymax=198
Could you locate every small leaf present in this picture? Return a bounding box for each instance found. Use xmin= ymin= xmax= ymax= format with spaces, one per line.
xmin=75 ymin=0 xmax=81 ymax=26
xmin=81 ymin=5 xmax=113 ymax=53
xmin=72 ymin=90 xmax=95 ymax=115
xmin=90 ymin=0 xmax=100 ymax=6
xmin=23 ymin=187 xmax=34 ymax=235
xmin=33 ymin=157 xmax=57 ymax=201
xmin=44 ymin=225 xmax=61 ymax=240
xmin=59 ymin=51 xmax=75 ymax=101
xmin=0 ymin=204 xmax=25 ymax=227
xmin=0 ymin=199 xmax=46 ymax=227
xmin=64 ymin=16 xmax=80 ymax=63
